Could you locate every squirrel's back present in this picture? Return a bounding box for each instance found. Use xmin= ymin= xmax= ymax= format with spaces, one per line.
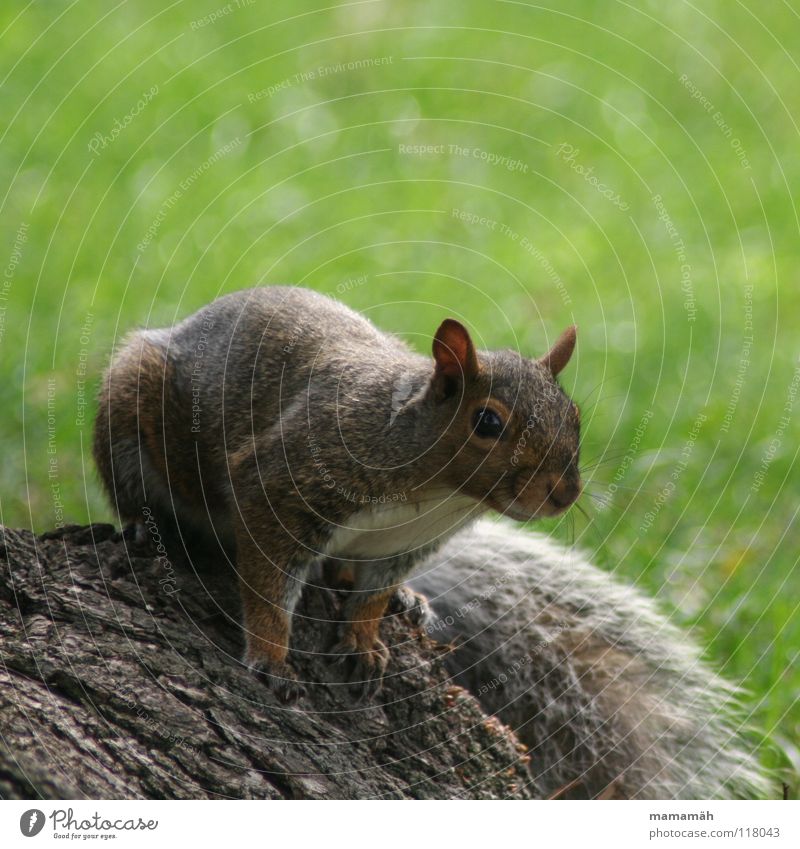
xmin=93 ymin=286 xmax=419 ymax=541
xmin=411 ymin=520 xmax=771 ymax=799
xmin=165 ymin=285 xmax=412 ymax=374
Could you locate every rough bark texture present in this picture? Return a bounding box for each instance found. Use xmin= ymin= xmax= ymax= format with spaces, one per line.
xmin=0 ymin=523 xmax=531 ymax=800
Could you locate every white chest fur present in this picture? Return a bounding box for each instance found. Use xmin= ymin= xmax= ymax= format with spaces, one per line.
xmin=324 ymin=491 xmax=481 ymax=561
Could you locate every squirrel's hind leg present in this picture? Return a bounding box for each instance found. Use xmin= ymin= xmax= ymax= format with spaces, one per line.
xmin=233 ymin=513 xmax=318 ymax=704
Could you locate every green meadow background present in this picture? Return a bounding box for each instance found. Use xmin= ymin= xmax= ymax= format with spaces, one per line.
xmin=0 ymin=1 xmax=797 ymax=792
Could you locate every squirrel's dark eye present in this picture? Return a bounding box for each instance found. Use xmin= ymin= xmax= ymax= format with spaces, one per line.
xmin=472 ymin=407 xmax=504 ymax=439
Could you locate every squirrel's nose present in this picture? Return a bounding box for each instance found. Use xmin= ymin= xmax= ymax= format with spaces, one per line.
xmin=546 ymin=475 xmax=581 ymax=510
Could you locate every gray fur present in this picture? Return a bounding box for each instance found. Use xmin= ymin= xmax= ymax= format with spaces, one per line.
xmin=411 ymin=519 xmax=771 ymax=799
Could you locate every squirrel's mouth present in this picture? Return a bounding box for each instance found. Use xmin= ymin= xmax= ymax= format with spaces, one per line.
xmin=490 ymin=499 xmax=565 ymax=522
xmin=486 ymin=475 xmax=581 ymax=521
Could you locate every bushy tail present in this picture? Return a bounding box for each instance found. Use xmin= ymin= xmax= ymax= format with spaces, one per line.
xmin=410 ymin=519 xmax=772 ymax=799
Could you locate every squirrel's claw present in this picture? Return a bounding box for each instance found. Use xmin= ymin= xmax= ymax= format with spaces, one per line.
xmin=328 ymin=633 xmax=390 ymax=700
xmin=386 ymin=586 xmax=432 ymax=628
xmin=328 ymin=632 xmax=357 ymax=667
xmin=247 ymin=658 xmax=306 ymax=704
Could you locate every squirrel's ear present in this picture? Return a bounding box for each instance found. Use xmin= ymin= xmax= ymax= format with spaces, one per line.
xmin=432 ymin=319 xmax=479 ymax=395
xmin=540 ymin=325 xmax=577 ymax=376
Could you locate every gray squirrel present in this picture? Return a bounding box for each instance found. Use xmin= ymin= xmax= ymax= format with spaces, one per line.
xmin=409 ymin=519 xmax=771 ymax=799
xmin=93 ymin=286 xmax=581 ymax=702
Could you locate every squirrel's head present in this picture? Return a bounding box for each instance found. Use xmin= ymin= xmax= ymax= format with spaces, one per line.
xmin=428 ymin=318 xmax=582 ymax=520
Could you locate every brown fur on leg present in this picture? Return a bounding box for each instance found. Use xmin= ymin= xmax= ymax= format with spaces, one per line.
xmin=331 ymin=588 xmax=395 ymax=698
xmin=234 ymin=526 xmax=308 ymax=704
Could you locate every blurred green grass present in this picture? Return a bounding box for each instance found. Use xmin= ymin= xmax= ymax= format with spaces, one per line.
xmin=0 ymin=0 xmax=797 ymax=791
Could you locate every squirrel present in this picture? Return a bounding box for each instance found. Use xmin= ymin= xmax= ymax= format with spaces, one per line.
xmin=93 ymin=286 xmax=582 ymax=702
xmin=409 ymin=519 xmax=771 ymax=799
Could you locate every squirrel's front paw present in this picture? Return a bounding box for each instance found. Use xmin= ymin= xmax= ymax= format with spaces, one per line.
xmin=386 ymin=585 xmax=432 ymax=628
xmin=246 ymin=656 xmax=306 ymax=704
xmin=329 ymin=631 xmax=390 ymax=700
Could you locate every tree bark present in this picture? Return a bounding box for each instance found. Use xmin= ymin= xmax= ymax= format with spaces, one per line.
xmin=0 ymin=523 xmax=531 ymax=800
